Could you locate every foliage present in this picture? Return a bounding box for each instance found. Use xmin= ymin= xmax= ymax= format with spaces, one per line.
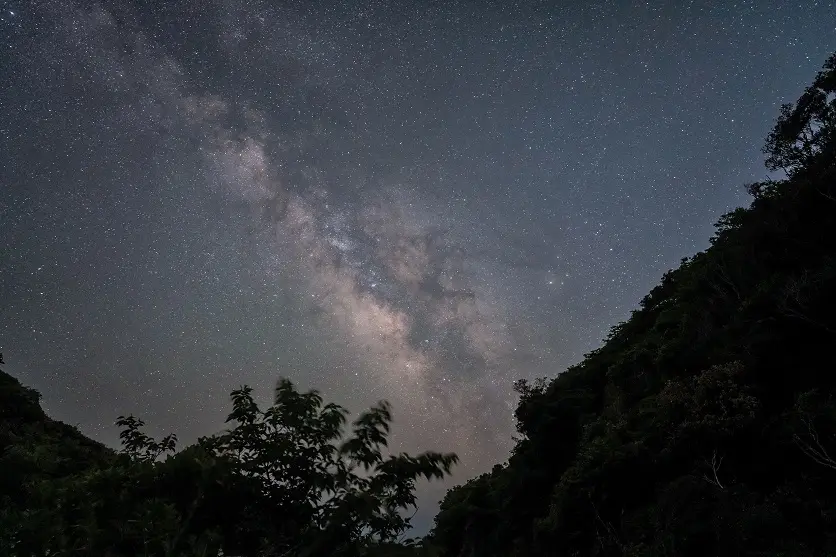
xmin=428 ymin=53 xmax=836 ymax=557
xmin=0 ymin=359 xmax=456 ymax=557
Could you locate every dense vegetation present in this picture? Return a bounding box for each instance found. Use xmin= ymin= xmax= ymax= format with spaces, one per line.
xmin=3 ymin=55 xmax=836 ymax=556
xmin=0 ymin=353 xmax=456 ymax=556
xmin=427 ymin=54 xmax=836 ymax=556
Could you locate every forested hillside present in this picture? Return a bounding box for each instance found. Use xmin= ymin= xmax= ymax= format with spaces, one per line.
xmin=0 ymin=354 xmax=115 ymax=536
xmin=427 ymin=54 xmax=836 ymax=556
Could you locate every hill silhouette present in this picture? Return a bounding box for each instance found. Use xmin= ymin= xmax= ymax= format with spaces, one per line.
xmin=427 ymin=53 xmax=836 ymax=556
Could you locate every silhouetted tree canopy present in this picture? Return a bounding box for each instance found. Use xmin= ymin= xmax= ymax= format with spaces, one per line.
xmin=426 ymin=53 xmax=836 ymax=557
xmin=0 ymin=365 xmax=455 ymax=556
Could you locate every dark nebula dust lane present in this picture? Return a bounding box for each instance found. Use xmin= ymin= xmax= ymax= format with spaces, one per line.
xmin=1 ymin=0 xmax=833 ymax=530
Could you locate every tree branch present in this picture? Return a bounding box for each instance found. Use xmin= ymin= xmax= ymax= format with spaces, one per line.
xmin=702 ymin=450 xmax=725 ymax=490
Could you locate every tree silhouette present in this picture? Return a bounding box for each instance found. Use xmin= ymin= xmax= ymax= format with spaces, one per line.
xmin=0 ymin=370 xmax=456 ymax=557
xmin=428 ymin=52 xmax=836 ymax=557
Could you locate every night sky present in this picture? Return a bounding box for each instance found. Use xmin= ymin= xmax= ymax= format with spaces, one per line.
xmin=2 ymin=0 xmax=834 ymax=530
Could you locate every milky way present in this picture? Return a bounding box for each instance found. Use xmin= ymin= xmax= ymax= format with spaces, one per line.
xmin=2 ymin=0 xmax=833 ymax=530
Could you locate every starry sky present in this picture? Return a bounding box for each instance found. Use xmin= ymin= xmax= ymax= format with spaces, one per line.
xmin=1 ymin=0 xmax=834 ymax=531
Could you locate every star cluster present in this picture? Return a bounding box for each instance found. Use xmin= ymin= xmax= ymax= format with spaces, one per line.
xmin=1 ymin=0 xmax=833 ymax=530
